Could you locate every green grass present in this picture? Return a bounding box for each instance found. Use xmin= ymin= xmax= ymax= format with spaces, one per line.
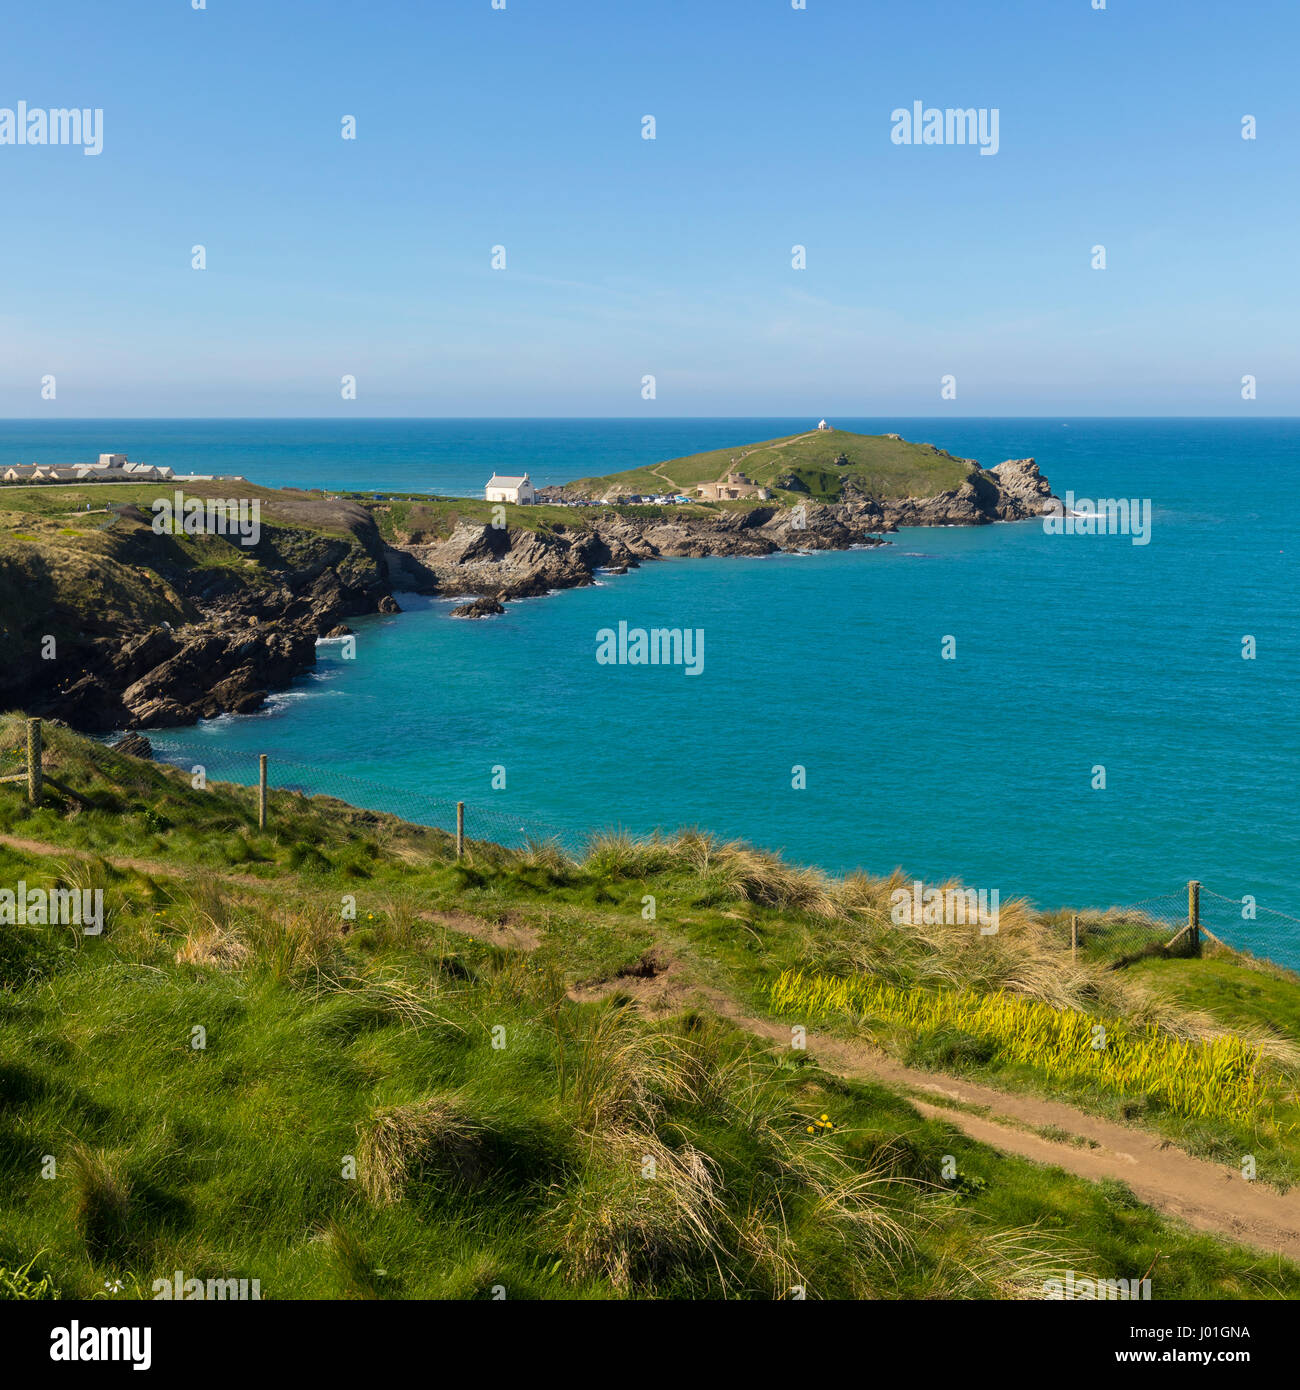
xmin=1 ymin=721 xmax=1299 ymax=1300
xmin=1127 ymin=952 xmax=1300 ymax=1038
xmin=355 ymin=494 xmax=725 ymax=545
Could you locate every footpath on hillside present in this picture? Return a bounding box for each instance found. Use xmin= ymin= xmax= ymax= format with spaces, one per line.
xmin=8 ymin=829 xmax=1300 ymax=1262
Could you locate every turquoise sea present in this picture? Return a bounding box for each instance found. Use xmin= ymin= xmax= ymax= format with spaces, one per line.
xmin=5 ymin=419 xmax=1298 ymax=954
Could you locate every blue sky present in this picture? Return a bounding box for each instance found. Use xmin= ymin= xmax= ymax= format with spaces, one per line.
xmin=1 ymin=0 xmax=1295 ymax=416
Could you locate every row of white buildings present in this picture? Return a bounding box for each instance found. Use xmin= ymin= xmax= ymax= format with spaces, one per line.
xmin=2 ymin=453 xmax=176 ymax=485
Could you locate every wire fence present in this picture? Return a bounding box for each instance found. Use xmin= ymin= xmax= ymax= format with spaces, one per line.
xmin=1045 ymin=886 xmax=1300 ymax=972
xmin=150 ymin=738 xmax=595 ymax=860
xmin=150 ymin=740 xmax=1300 ymax=972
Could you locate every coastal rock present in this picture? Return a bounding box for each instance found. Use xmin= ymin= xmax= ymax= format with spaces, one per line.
xmin=386 ymin=457 xmax=1059 ymax=612
xmin=111 ymin=732 xmax=153 ymax=759
xmin=7 ymin=455 xmax=1059 ymax=737
xmin=450 ymin=596 xmax=506 ymax=619
xmin=990 ymin=458 xmax=1054 ymax=517
xmin=119 ymin=625 xmax=316 ymax=728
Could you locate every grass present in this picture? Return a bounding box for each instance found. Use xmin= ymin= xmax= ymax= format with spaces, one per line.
xmin=355 ymin=494 xmax=726 ymax=546
xmin=2 ymin=718 xmax=1300 ymax=1299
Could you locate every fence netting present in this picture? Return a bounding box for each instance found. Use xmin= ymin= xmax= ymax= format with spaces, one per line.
xmin=1047 ymin=887 xmax=1300 ymax=971
xmin=150 ymin=739 xmax=593 ymax=860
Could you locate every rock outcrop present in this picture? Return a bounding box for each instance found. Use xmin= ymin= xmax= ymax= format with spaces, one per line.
xmin=5 ymin=495 xmax=418 ymax=732
xmin=450 ymin=596 xmax=506 ymax=619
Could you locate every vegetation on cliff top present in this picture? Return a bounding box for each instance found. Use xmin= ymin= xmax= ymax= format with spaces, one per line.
xmin=564 ymin=428 xmax=978 ymax=502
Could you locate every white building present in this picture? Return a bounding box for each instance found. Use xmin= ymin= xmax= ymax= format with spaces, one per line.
xmin=816 ymin=419 xmax=832 ymax=431
xmin=99 ymin=453 xmax=128 ymax=468
xmin=485 ymin=473 xmax=536 ymax=505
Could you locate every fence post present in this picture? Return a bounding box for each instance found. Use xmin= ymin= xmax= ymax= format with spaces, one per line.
xmin=456 ymin=801 xmax=465 ymax=861
xmin=1070 ymin=913 xmax=1078 ymax=963
xmin=26 ymin=718 xmax=42 ymax=806
xmin=1188 ymin=879 xmax=1200 ymax=956
xmin=258 ymin=754 xmax=268 ymax=831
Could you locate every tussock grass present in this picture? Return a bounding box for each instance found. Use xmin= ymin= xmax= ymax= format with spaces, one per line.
xmin=357 ymin=1095 xmax=489 ymax=1205
xmin=68 ymin=1145 xmax=133 ymax=1262
xmin=545 ymin=1128 xmax=727 ymax=1291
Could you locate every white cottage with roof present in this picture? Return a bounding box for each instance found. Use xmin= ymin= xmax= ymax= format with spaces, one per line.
xmin=484 ymin=473 xmax=536 ymax=505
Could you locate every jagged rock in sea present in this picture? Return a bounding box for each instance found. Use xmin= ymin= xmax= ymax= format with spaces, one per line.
xmin=449 ymin=596 xmax=506 ymax=619
xmin=111 ymin=731 xmax=153 ymax=759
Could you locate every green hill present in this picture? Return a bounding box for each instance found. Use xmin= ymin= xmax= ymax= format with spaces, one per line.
xmin=565 ymin=429 xmax=978 ymax=502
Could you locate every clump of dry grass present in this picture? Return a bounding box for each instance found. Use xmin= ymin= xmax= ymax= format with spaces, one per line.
xmin=356 ymin=1094 xmax=488 ymax=1205
xmin=582 ymin=830 xmax=677 ymax=880
xmin=758 ymin=1121 xmax=915 ymax=1266
xmin=321 ymin=968 xmax=458 ymax=1033
xmin=555 ymin=1000 xmax=691 ymax=1131
xmin=242 ymin=904 xmax=343 ymax=982
xmin=918 ymin=1221 xmax=1083 ymax=1299
xmin=544 ymin=1128 xmax=727 ymax=1292
xmin=662 ymin=829 xmax=838 ymax=917
xmin=174 ymin=921 xmax=251 ymax=971
xmin=514 ymin=839 xmax=573 ymax=876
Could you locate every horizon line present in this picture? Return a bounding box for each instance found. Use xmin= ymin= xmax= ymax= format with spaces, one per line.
xmin=0 ymin=415 xmax=1294 ymax=424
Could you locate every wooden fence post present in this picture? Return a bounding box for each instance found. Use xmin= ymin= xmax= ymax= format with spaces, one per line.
xmin=26 ymin=718 xmax=42 ymax=806
xmin=456 ymin=802 xmax=465 ymax=861
xmin=1188 ymin=879 xmax=1200 ymax=956
xmin=1070 ymin=913 xmax=1078 ymax=963
xmin=258 ymin=754 xmax=268 ymax=831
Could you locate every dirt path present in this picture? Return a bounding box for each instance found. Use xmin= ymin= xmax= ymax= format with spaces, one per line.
xmin=654 ymin=431 xmax=819 ymax=492
xmin=434 ymin=915 xmax=1300 ymax=1262
xmin=0 ymin=833 xmax=271 ymax=890
xmin=719 ymin=1007 xmax=1300 ymax=1262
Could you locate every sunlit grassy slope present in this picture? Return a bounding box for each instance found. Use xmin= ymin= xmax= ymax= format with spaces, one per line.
xmin=1 ymin=718 xmax=1298 ymax=1301
xmin=565 ymin=429 xmax=977 ymax=501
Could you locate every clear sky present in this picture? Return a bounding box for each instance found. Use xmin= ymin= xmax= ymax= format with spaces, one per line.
xmin=2 ymin=0 xmax=1296 ymax=416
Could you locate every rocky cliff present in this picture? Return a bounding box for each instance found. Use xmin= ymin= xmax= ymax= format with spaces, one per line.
xmin=0 ymin=492 xmax=404 ymax=732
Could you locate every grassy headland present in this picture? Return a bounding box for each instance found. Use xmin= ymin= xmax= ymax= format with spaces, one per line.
xmin=564 ymin=428 xmax=978 ymax=502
